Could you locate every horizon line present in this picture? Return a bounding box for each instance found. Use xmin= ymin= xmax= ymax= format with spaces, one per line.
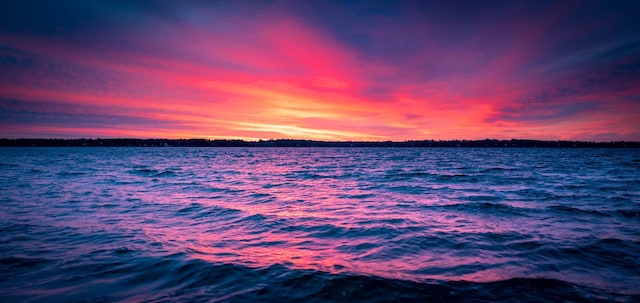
xmin=2 ymin=137 xmax=640 ymax=143
xmin=2 ymin=138 xmax=639 ymax=144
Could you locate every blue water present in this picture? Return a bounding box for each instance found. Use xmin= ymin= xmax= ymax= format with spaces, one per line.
xmin=1 ymin=147 xmax=639 ymax=302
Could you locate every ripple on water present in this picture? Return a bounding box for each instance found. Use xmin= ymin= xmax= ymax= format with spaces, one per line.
xmin=1 ymin=147 xmax=639 ymax=302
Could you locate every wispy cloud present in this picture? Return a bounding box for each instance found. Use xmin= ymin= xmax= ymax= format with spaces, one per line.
xmin=0 ymin=1 xmax=638 ymax=140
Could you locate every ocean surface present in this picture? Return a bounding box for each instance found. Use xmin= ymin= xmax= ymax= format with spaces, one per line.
xmin=1 ymin=147 xmax=639 ymax=302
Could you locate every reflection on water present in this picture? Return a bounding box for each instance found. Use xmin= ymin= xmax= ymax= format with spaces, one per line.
xmin=1 ymin=147 xmax=639 ymax=301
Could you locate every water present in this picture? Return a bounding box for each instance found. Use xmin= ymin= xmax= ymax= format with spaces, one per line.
xmin=1 ymin=147 xmax=639 ymax=302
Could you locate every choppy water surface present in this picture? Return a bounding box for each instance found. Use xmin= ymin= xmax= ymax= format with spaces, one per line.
xmin=1 ymin=147 xmax=639 ymax=302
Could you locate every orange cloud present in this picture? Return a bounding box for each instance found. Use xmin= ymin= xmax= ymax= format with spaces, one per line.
xmin=1 ymin=4 xmax=638 ymax=141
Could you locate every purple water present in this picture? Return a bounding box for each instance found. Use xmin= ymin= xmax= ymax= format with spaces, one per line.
xmin=1 ymin=147 xmax=639 ymax=302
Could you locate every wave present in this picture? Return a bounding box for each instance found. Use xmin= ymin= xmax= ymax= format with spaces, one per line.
xmin=154 ymin=170 xmax=177 ymax=177
xmin=0 ymin=256 xmax=53 ymax=271
xmin=547 ymin=205 xmax=610 ymax=217
xmin=458 ymin=194 xmax=502 ymax=202
xmin=383 ymin=171 xmax=433 ymax=181
xmin=531 ymin=237 xmax=640 ymax=268
xmin=57 ymin=171 xmax=87 ymax=177
xmin=480 ymin=166 xmax=520 ymax=173
xmin=437 ymin=202 xmax=529 ymax=217
xmin=616 ymin=209 xmax=640 ymax=218
xmin=127 ymin=168 xmax=177 ymax=178
xmin=3 ymin=147 xmax=640 ymax=302
xmin=2 ymin=255 xmax=635 ymax=302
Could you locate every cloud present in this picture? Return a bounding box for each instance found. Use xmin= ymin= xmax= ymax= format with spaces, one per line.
xmin=0 ymin=1 xmax=639 ymax=140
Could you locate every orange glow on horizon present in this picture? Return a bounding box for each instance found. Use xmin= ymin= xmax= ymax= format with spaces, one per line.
xmin=1 ymin=4 xmax=638 ymax=141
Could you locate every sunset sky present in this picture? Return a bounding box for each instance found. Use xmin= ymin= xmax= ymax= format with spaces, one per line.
xmin=1 ymin=0 xmax=639 ymax=141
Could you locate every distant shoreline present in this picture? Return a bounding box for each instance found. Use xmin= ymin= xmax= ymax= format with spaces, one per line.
xmin=1 ymin=138 xmax=638 ymax=148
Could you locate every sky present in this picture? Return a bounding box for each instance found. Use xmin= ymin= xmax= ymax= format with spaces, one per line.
xmin=1 ymin=0 xmax=639 ymax=141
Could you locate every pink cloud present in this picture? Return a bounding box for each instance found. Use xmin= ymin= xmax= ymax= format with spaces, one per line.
xmin=1 ymin=4 xmax=638 ymax=141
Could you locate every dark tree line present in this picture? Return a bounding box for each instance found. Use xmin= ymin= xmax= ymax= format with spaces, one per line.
xmin=0 ymin=138 xmax=637 ymax=148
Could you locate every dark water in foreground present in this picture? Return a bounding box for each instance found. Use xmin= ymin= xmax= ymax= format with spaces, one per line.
xmin=1 ymin=147 xmax=639 ymax=302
